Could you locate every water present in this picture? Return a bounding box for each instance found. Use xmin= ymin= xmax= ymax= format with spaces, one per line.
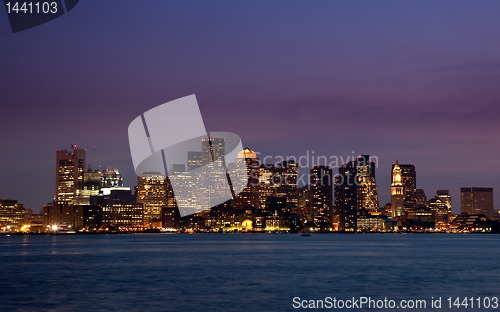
xmin=1 ymin=234 xmax=499 ymax=311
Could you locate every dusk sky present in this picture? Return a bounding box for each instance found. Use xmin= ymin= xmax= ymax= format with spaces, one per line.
xmin=1 ymin=1 xmax=500 ymax=213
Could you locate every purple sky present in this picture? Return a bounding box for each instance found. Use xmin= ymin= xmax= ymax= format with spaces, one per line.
xmin=1 ymin=1 xmax=500 ymax=213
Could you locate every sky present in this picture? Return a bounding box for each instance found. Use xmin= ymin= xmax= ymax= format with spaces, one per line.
xmin=1 ymin=0 xmax=500 ymax=213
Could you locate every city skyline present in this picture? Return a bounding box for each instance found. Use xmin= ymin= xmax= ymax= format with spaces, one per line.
xmin=0 ymin=141 xmax=497 ymax=215
xmin=2 ymin=1 xmax=500 ymax=211
xmin=2 ymin=141 xmax=497 ymax=233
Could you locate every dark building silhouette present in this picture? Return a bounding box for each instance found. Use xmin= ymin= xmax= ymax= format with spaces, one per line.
xmin=461 ymin=187 xmax=493 ymax=219
xmin=233 ymin=148 xmax=260 ymax=210
xmin=336 ymin=162 xmax=357 ymax=231
xmin=310 ymin=165 xmax=332 ymax=226
xmin=335 ymin=155 xmax=379 ymax=231
xmin=161 ymin=207 xmax=180 ymax=229
xmin=415 ymin=189 xmax=427 ymax=208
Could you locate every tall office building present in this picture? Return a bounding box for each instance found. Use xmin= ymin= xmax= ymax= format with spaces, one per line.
xmin=391 ymin=161 xmax=404 ymax=217
xmin=257 ymin=160 xmax=298 ymax=213
xmin=461 ymin=187 xmax=493 ymax=219
xmin=55 ymin=146 xmax=86 ymax=204
xmin=310 ymin=165 xmax=332 ymax=225
xmin=297 ymin=186 xmax=312 ymax=222
xmin=428 ymin=190 xmax=451 ymax=226
xmin=75 ymin=170 xmax=101 ymax=205
xmin=187 ymin=151 xmax=203 ymax=171
xmin=336 ymin=162 xmax=357 ymax=231
xmin=201 ymin=137 xmax=225 ymax=166
xmin=391 ymin=161 xmax=416 ymax=216
xmin=233 ymin=148 xmax=260 ymax=210
xmin=280 ymin=160 xmax=298 ymax=208
xmin=200 ymin=137 xmax=230 ymax=210
xmin=168 ymin=168 xmax=195 ymax=217
xmin=394 ymin=163 xmax=416 ymax=212
xmin=335 ymin=155 xmax=379 ymax=231
xmin=258 ymin=164 xmax=278 ymax=211
xmin=137 ymin=172 xmax=166 ymax=228
xmin=355 ymin=155 xmax=379 ymax=213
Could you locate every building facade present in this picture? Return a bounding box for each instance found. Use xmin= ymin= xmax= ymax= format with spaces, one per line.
xmin=0 ymin=199 xmax=25 ymax=231
xmin=391 ymin=161 xmax=404 ymax=217
xmin=335 ymin=155 xmax=379 ymax=231
xmin=55 ymin=146 xmax=86 ymax=204
xmin=137 ymin=172 xmax=166 ymax=228
xmin=461 ymin=187 xmax=493 ymax=219
xmin=310 ymin=165 xmax=333 ymax=225
xmin=101 ymin=203 xmax=143 ymax=229
xmin=391 ymin=162 xmax=416 ymax=214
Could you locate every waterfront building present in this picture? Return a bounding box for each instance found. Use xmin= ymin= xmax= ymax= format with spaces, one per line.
xmin=233 ymin=148 xmax=260 ymax=210
xmin=201 ymin=137 xmax=225 ymax=166
xmin=101 ymin=203 xmax=143 ymax=229
xmin=137 ymin=172 xmax=166 ymax=228
xmin=335 ymin=155 xmax=379 ymax=231
xmin=310 ymin=165 xmax=332 ymax=225
xmin=461 ymin=187 xmax=494 ymax=219
xmin=55 ymin=146 xmax=86 ymax=204
xmin=391 ymin=161 xmax=404 ymax=217
xmin=0 ymin=199 xmax=25 ymax=231
xmin=391 ymin=162 xmax=416 ymax=214
xmin=42 ymin=204 xmax=84 ymax=231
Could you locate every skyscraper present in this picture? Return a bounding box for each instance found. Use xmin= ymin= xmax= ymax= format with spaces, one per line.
xmin=355 ymin=155 xmax=379 ymax=214
xmin=200 ymin=137 xmax=230 ymax=210
xmin=76 ymin=170 xmax=101 ymax=205
xmin=391 ymin=161 xmax=404 ymax=218
xmin=136 ymin=172 xmax=166 ymax=228
xmin=257 ymin=160 xmax=298 ymax=213
xmin=461 ymin=187 xmax=493 ymax=219
xmin=55 ymin=146 xmax=86 ymax=204
xmin=233 ymin=148 xmax=260 ymax=210
xmin=187 ymin=151 xmax=203 ymax=171
xmin=335 ymin=155 xmax=379 ymax=231
xmin=391 ymin=161 xmax=416 ymax=216
xmin=336 ymin=161 xmax=357 ymax=231
xmin=310 ymin=165 xmax=332 ymax=226
xmin=280 ymin=160 xmax=298 ymax=209
xmin=201 ymin=137 xmax=225 ymax=166
xmin=400 ymin=163 xmax=416 ymax=211
xmin=168 ymin=168 xmax=194 ymax=217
